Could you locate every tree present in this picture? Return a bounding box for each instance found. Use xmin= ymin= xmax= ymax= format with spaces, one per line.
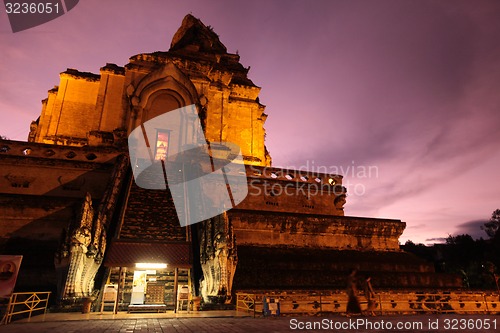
xmin=482 ymin=209 xmax=500 ymax=238
xmin=445 ymin=234 xmax=475 ymax=246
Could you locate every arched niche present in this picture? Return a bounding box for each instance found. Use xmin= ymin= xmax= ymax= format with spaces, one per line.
xmin=143 ymin=89 xmax=183 ymax=123
xmin=127 ymin=62 xmax=207 ymax=163
xmin=127 ymin=61 xmax=200 ymax=133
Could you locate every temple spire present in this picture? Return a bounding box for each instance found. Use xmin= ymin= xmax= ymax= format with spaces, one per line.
xmin=170 ymin=14 xmax=227 ymax=54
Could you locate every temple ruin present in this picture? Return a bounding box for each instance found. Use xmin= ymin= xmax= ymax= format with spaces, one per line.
xmin=0 ymin=14 xmax=461 ymax=312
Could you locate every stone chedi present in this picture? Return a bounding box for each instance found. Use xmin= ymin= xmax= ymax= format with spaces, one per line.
xmin=28 ymin=15 xmax=270 ymax=167
xmin=0 ymin=15 xmax=460 ymax=309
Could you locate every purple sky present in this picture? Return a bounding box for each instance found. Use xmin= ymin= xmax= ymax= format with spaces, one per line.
xmin=1 ymin=0 xmax=499 ymax=244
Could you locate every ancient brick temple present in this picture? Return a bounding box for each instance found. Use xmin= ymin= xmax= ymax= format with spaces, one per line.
xmin=0 ymin=14 xmax=460 ymax=310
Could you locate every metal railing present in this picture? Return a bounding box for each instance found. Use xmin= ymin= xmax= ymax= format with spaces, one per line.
xmin=236 ymin=291 xmax=500 ymax=316
xmin=375 ymin=292 xmax=499 ymax=315
xmin=236 ymin=293 xmax=261 ymax=317
xmin=1 ymin=291 xmax=51 ymax=324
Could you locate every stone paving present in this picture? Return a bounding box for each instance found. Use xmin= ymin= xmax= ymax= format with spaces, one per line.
xmin=0 ymin=313 xmax=499 ymax=332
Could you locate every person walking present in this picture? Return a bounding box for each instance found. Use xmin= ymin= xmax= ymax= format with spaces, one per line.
xmin=364 ymin=276 xmax=377 ymax=316
xmin=346 ymin=269 xmax=362 ymax=316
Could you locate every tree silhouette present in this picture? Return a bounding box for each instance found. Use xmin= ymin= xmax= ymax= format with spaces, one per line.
xmin=402 ymin=210 xmax=500 ymax=289
xmin=482 ymin=209 xmax=500 ymax=238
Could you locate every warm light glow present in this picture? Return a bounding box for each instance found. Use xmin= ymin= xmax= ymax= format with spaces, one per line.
xmin=135 ymin=263 xmax=167 ymax=269
xmin=154 ymin=130 xmax=169 ymax=161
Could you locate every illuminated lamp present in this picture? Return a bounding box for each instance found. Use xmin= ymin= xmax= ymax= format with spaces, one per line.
xmin=135 ymin=263 xmax=167 ymax=269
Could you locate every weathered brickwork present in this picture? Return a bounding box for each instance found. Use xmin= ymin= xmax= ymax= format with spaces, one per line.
xmin=232 ymin=247 xmax=462 ymax=291
xmin=0 ymin=141 xmax=121 ymax=237
xmin=0 ymin=194 xmax=77 ymax=245
xmin=229 ymin=211 xmax=405 ymax=251
xmin=0 ymin=140 xmax=126 ymax=299
xmin=119 ymin=182 xmax=187 ymax=242
xmin=1 ymin=14 xmax=464 ymax=309
xmin=29 ymin=15 xmax=271 ymax=166
xmin=238 ymin=165 xmax=346 ymax=216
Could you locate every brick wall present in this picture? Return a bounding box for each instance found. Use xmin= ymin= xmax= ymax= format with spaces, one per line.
xmin=119 ymin=181 xmax=187 ymax=242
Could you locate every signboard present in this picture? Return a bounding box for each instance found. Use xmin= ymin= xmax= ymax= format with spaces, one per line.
xmin=176 ymin=284 xmax=189 ymax=311
xmin=177 ymin=285 xmax=189 ymax=300
xmin=100 ymin=284 xmax=118 ymax=313
xmin=102 ymin=284 xmax=118 ymax=302
xmin=131 ymin=270 xmax=146 ymax=304
xmin=0 ymin=255 xmax=22 ymax=299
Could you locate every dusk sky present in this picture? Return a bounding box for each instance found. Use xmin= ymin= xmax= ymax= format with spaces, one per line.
xmin=1 ymin=0 xmax=499 ymax=244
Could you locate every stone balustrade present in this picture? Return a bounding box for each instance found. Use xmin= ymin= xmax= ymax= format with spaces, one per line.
xmin=0 ymin=139 xmax=121 ymax=164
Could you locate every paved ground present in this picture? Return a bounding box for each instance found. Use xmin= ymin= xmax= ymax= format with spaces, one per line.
xmin=0 ymin=312 xmax=499 ymax=332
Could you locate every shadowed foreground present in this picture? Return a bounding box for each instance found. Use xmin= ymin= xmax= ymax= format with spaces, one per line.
xmin=0 ymin=314 xmax=498 ymax=333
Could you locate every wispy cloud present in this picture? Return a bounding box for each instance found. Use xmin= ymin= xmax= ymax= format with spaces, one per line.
xmin=452 ymin=220 xmax=490 ymax=240
xmin=1 ymin=0 xmax=499 ymax=244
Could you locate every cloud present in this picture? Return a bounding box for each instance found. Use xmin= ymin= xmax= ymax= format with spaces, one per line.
xmin=270 ymin=0 xmax=500 ymax=206
xmin=425 ymin=237 xmax=447 ymax=244
xmin=1 ymin=0 xmax=499 ymax=245
xmin=425 ymin=237 xmax=446 ymax=243
xmin=407 ymin=224 xmax=427 ymax=230
xmin=452 ymin=220 xmax=490 ymax=240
